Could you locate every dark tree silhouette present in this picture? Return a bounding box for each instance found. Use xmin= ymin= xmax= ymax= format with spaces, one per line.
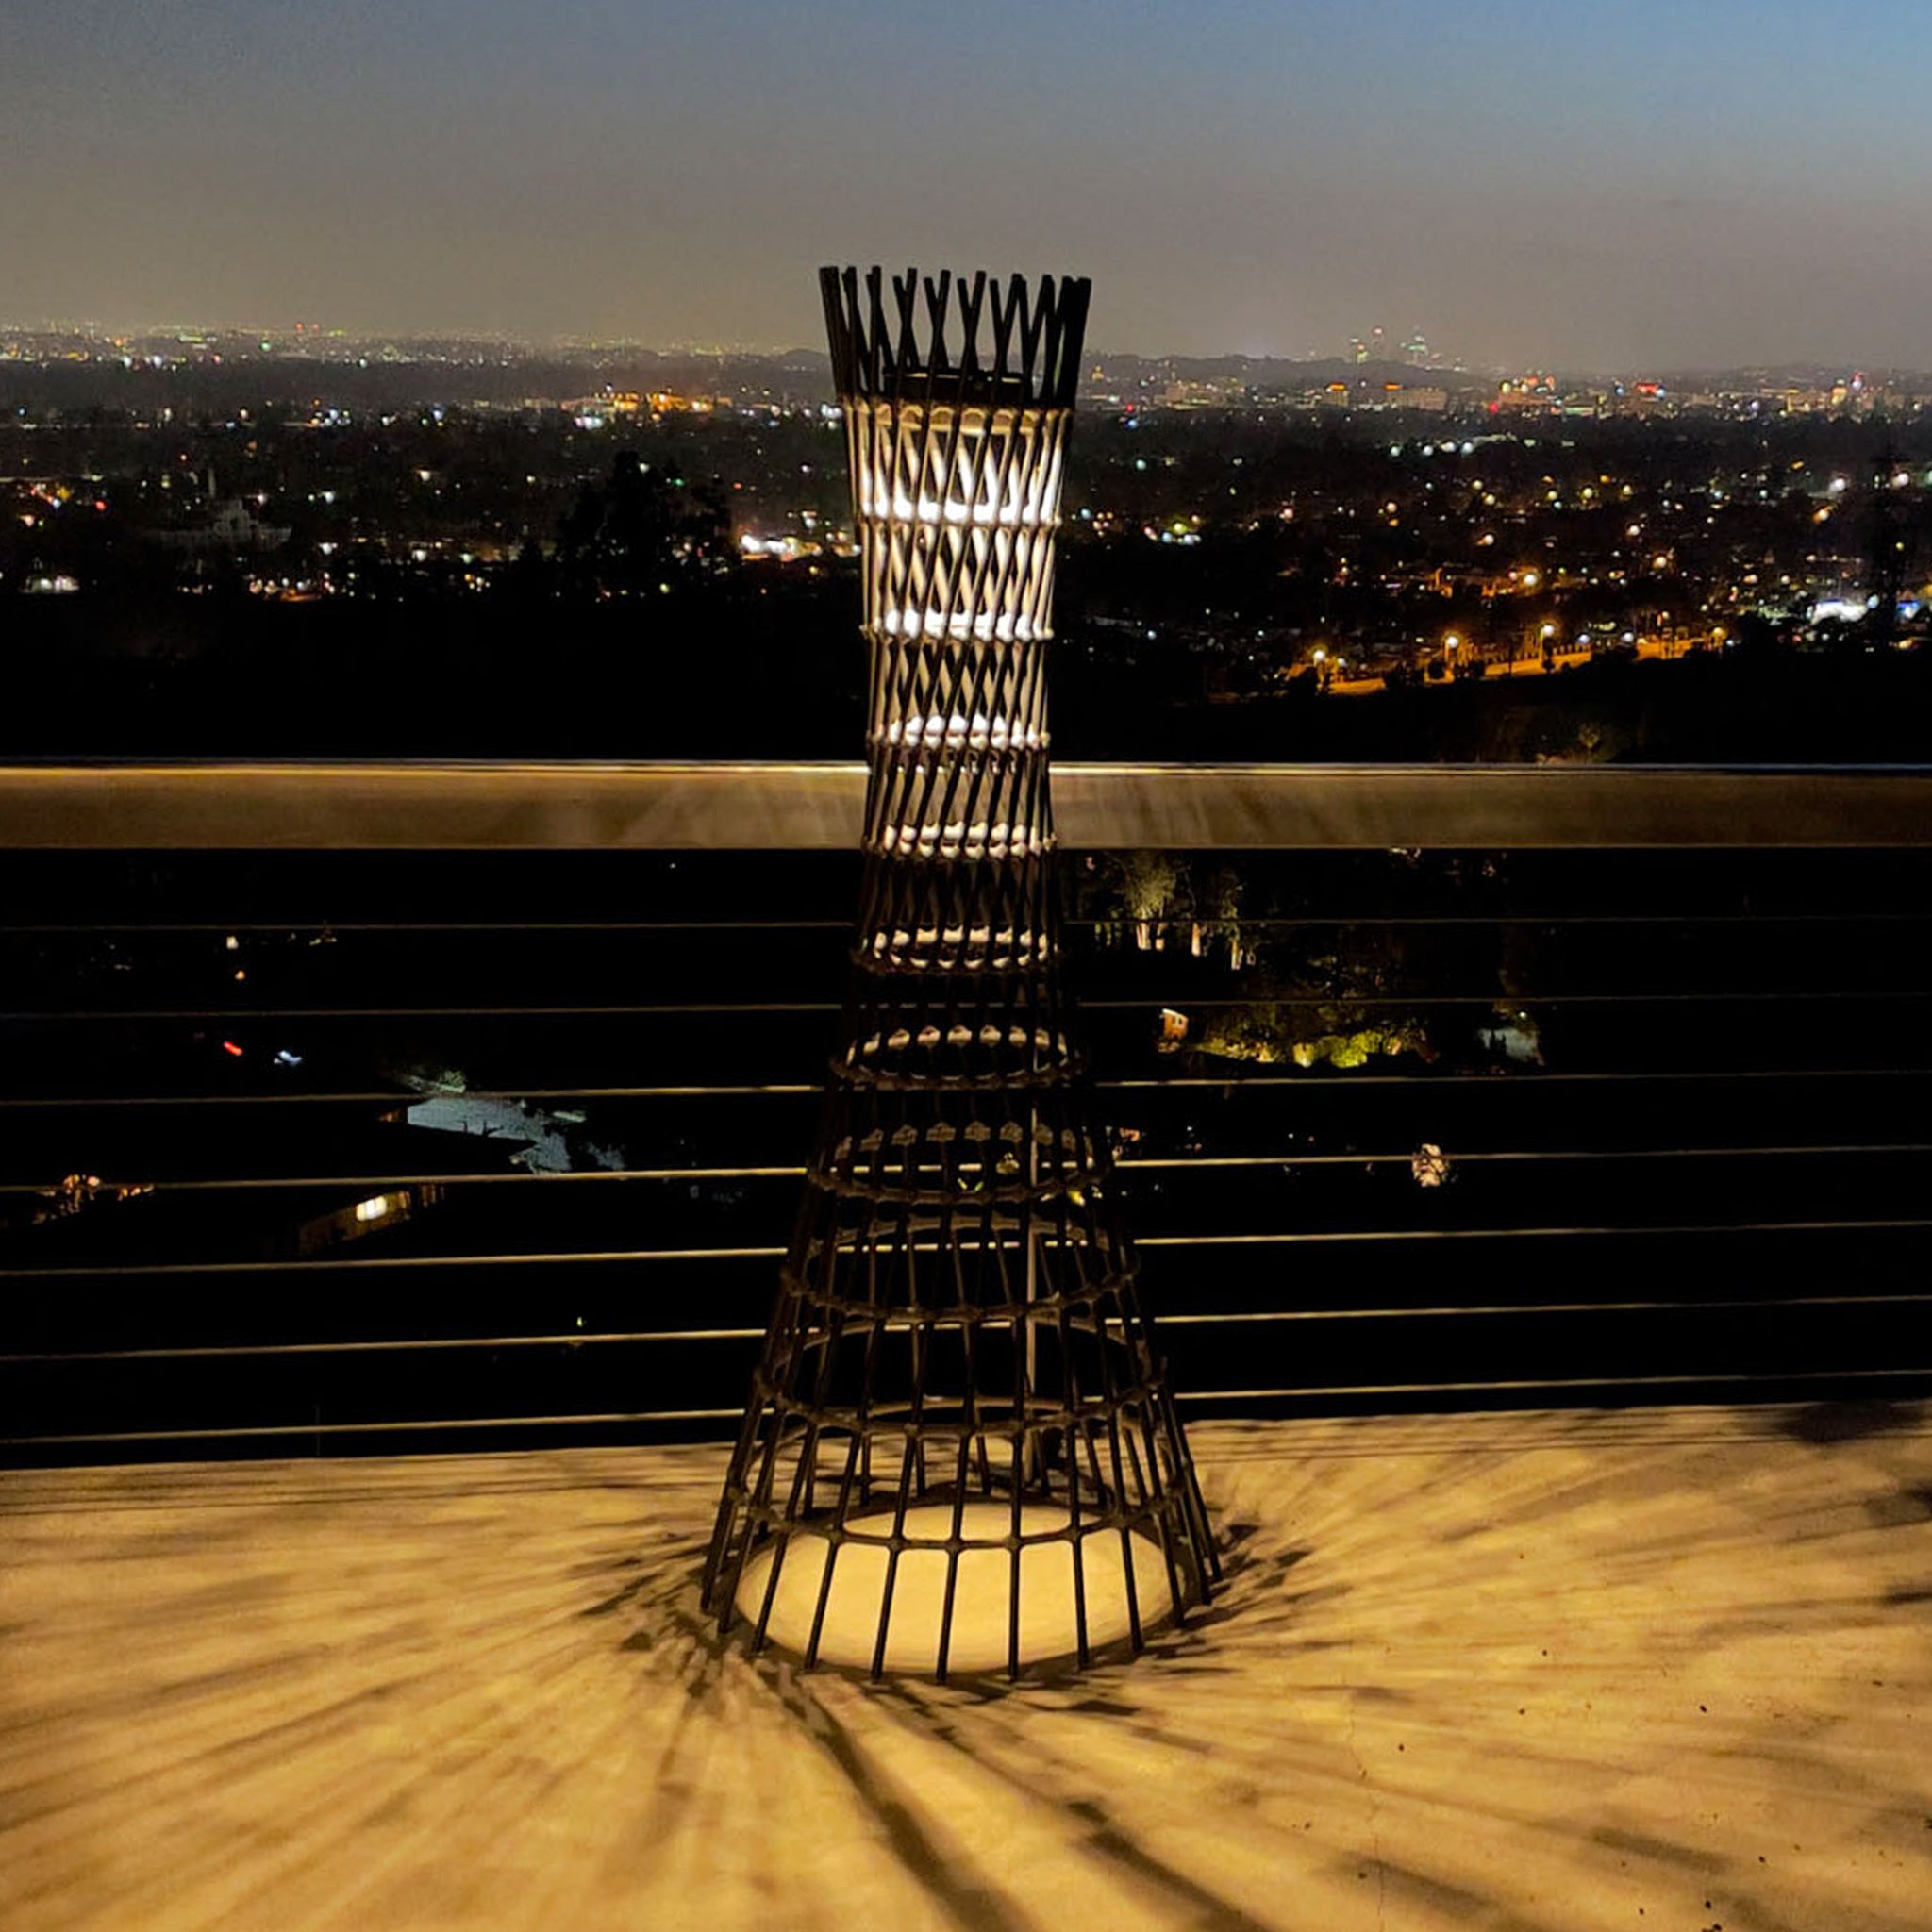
xmin=555 ymin=450 xmax=732 ymax=599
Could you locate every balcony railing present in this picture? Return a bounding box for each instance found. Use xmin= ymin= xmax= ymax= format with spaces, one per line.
xmin=7 ymin=758 xmax=1932 ymax=849
xmin=4 ymin=760 xmax=1930 ymax=1463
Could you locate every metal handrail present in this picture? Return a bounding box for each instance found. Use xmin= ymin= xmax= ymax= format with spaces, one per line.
xmin=3 ymin=759 xmax=1931 ymax=849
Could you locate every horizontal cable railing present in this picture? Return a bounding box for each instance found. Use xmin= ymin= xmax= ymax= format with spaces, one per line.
xmin=3 ymin=760 xmax=1930 ymax=1461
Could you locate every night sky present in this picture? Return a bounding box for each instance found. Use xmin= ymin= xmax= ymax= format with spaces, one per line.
xmin=9 ymin=0 xmax=1932 ymax=369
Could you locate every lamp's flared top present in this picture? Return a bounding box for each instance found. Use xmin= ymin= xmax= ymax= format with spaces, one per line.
xmin=822 ymin=265 xmax=1091 ymax=409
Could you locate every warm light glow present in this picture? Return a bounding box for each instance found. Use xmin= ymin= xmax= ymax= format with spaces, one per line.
xmin=881 ymin=713 xmax=1044 ymax=752
xmin=734 ymin=1503 xmax=1174 ymax=1673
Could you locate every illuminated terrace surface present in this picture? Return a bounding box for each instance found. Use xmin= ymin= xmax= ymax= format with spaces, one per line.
xmin=5 ymin=1407 xmax=1929 ymax=1932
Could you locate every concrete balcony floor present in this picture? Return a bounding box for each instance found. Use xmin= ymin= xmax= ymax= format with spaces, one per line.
xmin=4 ymin=1407 xmax=1929 ymax=1932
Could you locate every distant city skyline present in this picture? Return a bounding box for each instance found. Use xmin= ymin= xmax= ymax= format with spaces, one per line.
xmin=5 ymin=318 xmax=1925 ymax=387
xmin=10 ymin=1 xmax=1932 ymax=370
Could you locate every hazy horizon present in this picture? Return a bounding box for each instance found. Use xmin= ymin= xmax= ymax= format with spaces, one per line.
xmin=7 ymin=317 xmax=1924 ymax=386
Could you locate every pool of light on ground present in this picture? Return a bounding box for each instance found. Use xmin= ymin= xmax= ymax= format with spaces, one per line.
xmin=731 ymin=1501 xmax=1175 ymax=1673
xmin=4 ymin=1406 xmax=1930 ymax=1932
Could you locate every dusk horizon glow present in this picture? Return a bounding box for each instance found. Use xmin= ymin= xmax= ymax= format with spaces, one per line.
xmin=10 ymin=0 xmax=1932 ymax=370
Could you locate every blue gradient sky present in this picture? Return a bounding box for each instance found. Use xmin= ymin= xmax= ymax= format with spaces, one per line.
xmin=8 ymin=0 xmax=1931 ymax=367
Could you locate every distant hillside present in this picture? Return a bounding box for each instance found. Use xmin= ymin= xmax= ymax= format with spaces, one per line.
xmin=0 ymin=352 xmax=838 ymax=415
xmin=1087 ymin=352 xmax=1483 ymax=391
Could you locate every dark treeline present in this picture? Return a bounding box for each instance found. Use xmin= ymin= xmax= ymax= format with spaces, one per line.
xmin=9 ymin=570 xmax=1932 ymax=763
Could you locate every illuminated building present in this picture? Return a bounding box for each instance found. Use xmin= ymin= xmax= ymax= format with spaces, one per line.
xmin=702 ymin=266 xmax=1218 ymax=1679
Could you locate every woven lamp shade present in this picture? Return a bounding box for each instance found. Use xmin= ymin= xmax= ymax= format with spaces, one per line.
xmin=702 ymin=268 xmax=1218 ymax=1681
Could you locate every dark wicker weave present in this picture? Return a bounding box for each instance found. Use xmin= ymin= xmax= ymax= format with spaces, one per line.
xmin=702 ymin=267 xmax=1218 ymax=1680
